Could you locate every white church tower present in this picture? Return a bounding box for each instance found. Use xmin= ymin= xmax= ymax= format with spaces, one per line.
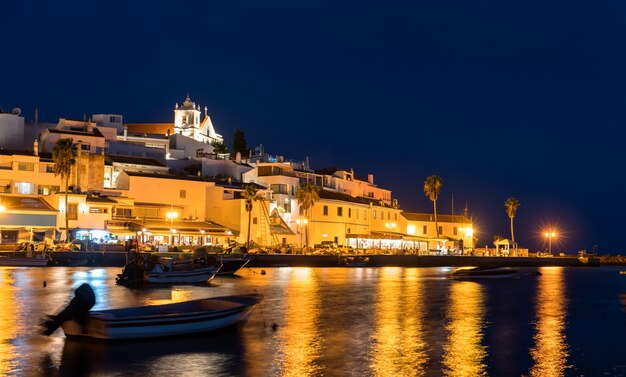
xmin=174 ymin=95 xmax=201 ymax=139
xmin=174 ymin=95 xmax=223 ymax=144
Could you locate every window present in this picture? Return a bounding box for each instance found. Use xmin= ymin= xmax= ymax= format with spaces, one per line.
xmin=0 ymin=180 xmax=10 ymax=193
xmin=323 ymin=205 xmax=328 ymax=216
xmin=387 ymin=212 xmax=390 ymax=220
xmin=38 ymin=185 xmax=60 ymax=195
xmin=14 ymin=182 xmax=35 ymax=194
xmin=45 ymin=165 xmax=54 ymax=173
xmin=80 ymin=143 xmax=90 ymax=151
xmin=337 ymin=207 xmax=343 ymax=216
xmin=423 ymin=225 xmax=428 ymax=234
xmin=67 ymin=203 xmax=78 ymax=220
xmin=89 ymin=207 xmax=108 ymax=214
xmin=373 ymin=210 xmax=377 ymax=219
xmin=17 ymin=163 xmax=34 ymax=171
xmin=453 ymin=227 xmax=458 ymax=236
xmin=253 ymin=217 xmax=258 ymax=225
xmin=180 ymin=190 xmax=186 ymax=199
xmin=116 ymin=208 xmax=132 ymax=218
xmin=348 ymin=208 xmax=351 ymax=218
xmin=438 ymin=226 xmax=442 ymax=235
xmin=356 ymin=209 xmax=359 ymax=219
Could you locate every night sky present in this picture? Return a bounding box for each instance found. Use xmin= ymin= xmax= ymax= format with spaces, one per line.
xmin=2 ymin=1 xmax=626 ymax=253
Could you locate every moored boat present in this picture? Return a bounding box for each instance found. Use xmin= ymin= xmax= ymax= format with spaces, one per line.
xmin=43 ymin=283 xmax=263 ymax=341
xmin=217 ymin=256 xmax=251 ymax=275
xmin=116 ymin=254 xmax=222 ymax=286
xmin=61 ymin=293 xmax=262 ymax=340
xmin=341 ymin=256 xmax=369 ymax=267
xmin=452 ymin=266 xmax=519 ymax=279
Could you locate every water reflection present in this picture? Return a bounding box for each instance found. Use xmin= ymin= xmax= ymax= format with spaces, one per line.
xmin=371 ymin=268 xmax=428 ymax=376
xmin=443 ymin=281 xmax=487 ymax=377
xmin=274 ymin=268 xmax=322 ymax=376
xmin=0 ymin=270 xmax=18 ymax=375
xmin=57 ymin=332 xmax=246 ymax=376
xmin=530 ymin=267 xmax=569 ymax=376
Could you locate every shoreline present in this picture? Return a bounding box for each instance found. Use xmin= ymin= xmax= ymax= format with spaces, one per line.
xmin=1 ymin=251 xmax=605 ymax=268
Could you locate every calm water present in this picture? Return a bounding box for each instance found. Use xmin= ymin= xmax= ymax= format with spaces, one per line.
xmin=1 ymin=266 xmax=625 ymax=376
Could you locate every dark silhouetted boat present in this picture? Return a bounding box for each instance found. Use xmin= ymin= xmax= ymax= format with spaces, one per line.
xmin=452 ymin=266 xmax=519 ymax=280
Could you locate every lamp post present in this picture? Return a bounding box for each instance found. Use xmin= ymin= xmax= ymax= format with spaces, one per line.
xmin=295 ymin=218 xmax=308 ymax=248
xmin=385 ymin=222 xmax=396 ymax=249
xmin=544 ymin=231 xmax=557 ymax=254
xmin=459 ymin=226 xmax=474 ymax=253
xmin=0 ymin=204 xmax=5 ymax=245
xmin=166 ymin=211 xmax=178 ymax=245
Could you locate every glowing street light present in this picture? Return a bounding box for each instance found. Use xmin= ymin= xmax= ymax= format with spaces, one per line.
xmin=166 ymin=211 xmax=178 ymax=245
xmin=544 ymin=230 xmax=557 ymax=254
xmin=295 ymin=218 xmax=308 ymax=248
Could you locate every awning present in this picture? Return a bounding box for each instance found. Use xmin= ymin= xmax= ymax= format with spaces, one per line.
xmin=105 ymin=219 xmax=236 ymax=236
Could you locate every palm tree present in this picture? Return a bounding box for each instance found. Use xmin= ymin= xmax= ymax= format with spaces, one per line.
xmin=295 ymin=183 xmax=320 ymax=248
xmin=423 ymin=175 xmax=443 ymax=238
xmin=242 ymin=184 xmax=259 ymax=249
xmin=504 ymin=197 xmax=521 ymax=243
xmin=52 ymin=138 xmax=78 ymax=242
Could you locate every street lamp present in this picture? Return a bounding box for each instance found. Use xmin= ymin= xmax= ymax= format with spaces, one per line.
xmin=459 ymin=226 xmax=474 ymax=252
xmin=544 ymin=230 xmax=557 ymax=254
xmin=166 ymin=211 xmax=178 ymax=245
xmin=295 ymin=218 xmax=308 ymax=248
xmin=385 ymin=222 xmax=396 ymax=249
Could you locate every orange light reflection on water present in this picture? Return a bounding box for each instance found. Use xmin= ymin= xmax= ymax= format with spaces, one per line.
xmin=530 ymin=267 xmax=569 ymax=376
xmin=0 ymin=270 xmax=18 ymax=375
xmin=371 ymin=268 xmax=428 ymax=377
xmin=275 ymin=267 xmax=322 ymax=377
xmin=443 ymin=281 xmax=487 ymax=377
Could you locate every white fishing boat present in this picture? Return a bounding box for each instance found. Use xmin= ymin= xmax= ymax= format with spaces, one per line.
xmin=0 ymin=254 xmax=50 ymax=267
xmin=144 ymin=264 xmax=220 ymax=284
xmin=116 ymin=256 xmax=222 ymax=286
xmin=44 ymin=284 xmax=263 ymax=340
xmin=452 ymin=266 xmax=519 ymax=280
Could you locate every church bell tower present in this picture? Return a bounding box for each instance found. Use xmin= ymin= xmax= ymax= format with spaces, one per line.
xmin=174 ymin=95 xmax=201 ymax=139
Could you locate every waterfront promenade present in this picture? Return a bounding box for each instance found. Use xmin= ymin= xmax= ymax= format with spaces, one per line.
xmin=0 ymin=250 xmax=596 ymax=268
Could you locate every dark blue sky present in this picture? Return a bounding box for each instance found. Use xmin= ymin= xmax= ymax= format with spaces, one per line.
xmin=2 ymin=1 xmax=626 ymax=253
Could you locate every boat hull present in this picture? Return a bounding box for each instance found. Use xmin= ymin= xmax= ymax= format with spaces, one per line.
xmin=61 ymin=294 xmax=262 ymax=340
xmin=144 ymin=266 xmax=218 ymax=284
xmin=452 ymin=267 xmax=519 ymax=280
xmin=217 ymin=257 xmax=250 ymax=275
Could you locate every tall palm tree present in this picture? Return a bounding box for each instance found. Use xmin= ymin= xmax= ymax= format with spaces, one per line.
xmin=504 ymin=197 xmax=521 ymax=243
xmin=295 ymin=183 xmax=320 ymax=248
xmin=423 ymin=175 xmax=443 ymax=238
xmin=242 ymin=184 xmax=259 ymax=249
xmin=52 ymin=138 xmax=78 ymax=242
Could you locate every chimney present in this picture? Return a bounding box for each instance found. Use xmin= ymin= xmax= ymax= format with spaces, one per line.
xmin=123 ymin=125 xmax=128 ymax=140
xmin=34 ymin=107 xmax=39 ymax=125
xmin=33 ymin=140 xmax=39 ymax=156
xmin=278 ymin=156 xmax=284 ymax=163
xmin=235 ymin=152 xmax=241 ymax=164
xmin=368 ymin=174 xmax=374 ymax=184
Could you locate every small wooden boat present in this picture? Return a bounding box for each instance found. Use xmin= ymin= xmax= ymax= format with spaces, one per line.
xmin=341 ymin=256 xmax=369 ymax=267
xmin=144 ymin=264 xmax=220 ymax=284
xmin=42 ymin=283 xmax=262 ymax=341
xmin=61 ymin=293 xmax=263 ymax=340
xmin=0 ymin=254 xmax=50 ymax=267
xmin=452 ymin=266 xmax=519 ymax=280
xmin=217 ymin=256 xmax=250 ymax=275
xmin=116 ymin=256 xmax=222 ymax=286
